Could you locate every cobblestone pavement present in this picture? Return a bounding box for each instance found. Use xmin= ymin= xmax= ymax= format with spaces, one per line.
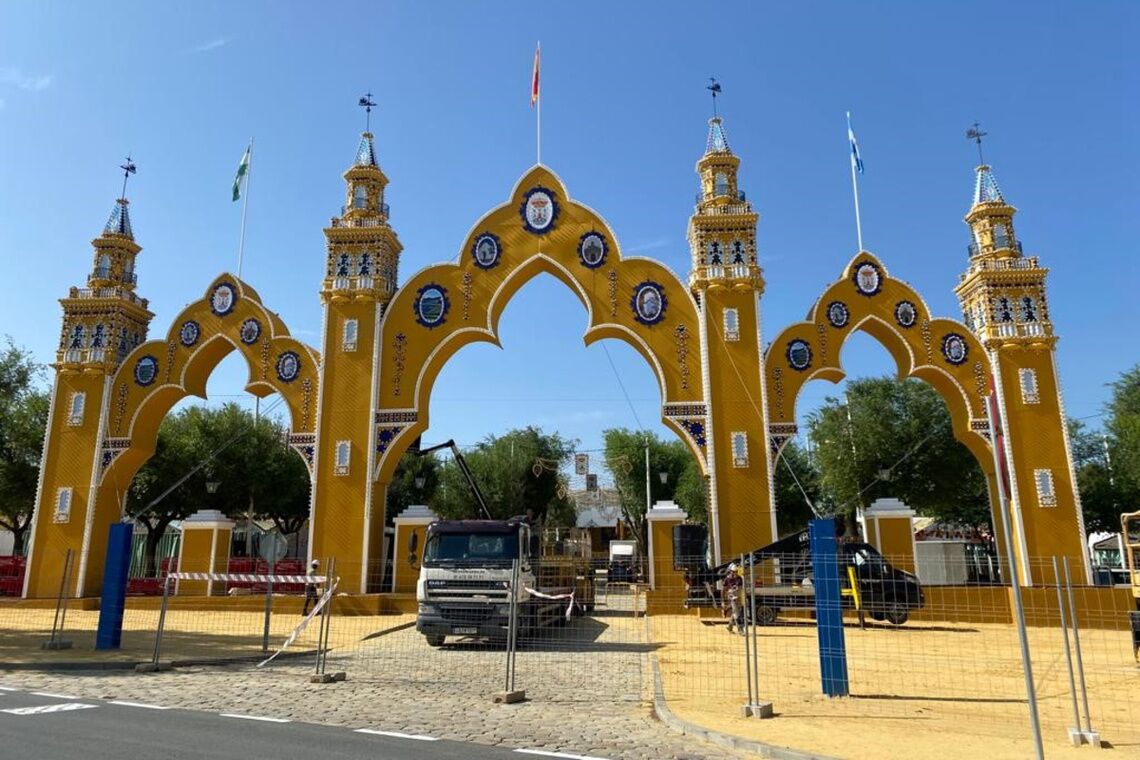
xmin=0 ymin=600 xmax=747 ymax=760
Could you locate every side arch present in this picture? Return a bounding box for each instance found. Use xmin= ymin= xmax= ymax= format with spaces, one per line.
xmin=98 ymin=274 xmax=322 ymax=494
xmin=764 ymin=252 xmax=993 ymax=467
xmin=372 ymin=165 xmax=708 ymax=483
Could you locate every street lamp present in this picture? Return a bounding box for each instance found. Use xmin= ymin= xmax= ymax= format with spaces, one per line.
xmin=206 ymin=480 xmax=220 ymax=495
xmin=414 ymin=475 xmax=426 ymax=490
xmin=658 ymin=472 xmax=669 ymax=485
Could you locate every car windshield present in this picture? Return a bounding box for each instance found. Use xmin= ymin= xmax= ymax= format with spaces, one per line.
xmin=423 ymin=532 xmax=518 ymax=564
xmin=849 ymin=546 xmax=889 ymax=574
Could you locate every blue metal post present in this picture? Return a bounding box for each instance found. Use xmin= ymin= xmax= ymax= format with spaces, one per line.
xmin=810 ymin=518 xmax=849 ymax=697
xmin=95 ymin=522 xmax=133 ymax=650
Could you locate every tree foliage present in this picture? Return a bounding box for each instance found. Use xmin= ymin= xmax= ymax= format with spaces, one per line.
xmin=772 ymin=440 xmax=821 ymax=535
xmin=602 ymin=428 xmax=704 ymax=547
xmin=1071 ymin=365 xmax=1140 ymax=534
xmin=127 ymin=402 xmax=311 ymax=575
xmin=386 ymin=450 xmax=442 ymax=522
xmin=431 ymin=427 xmax=577 ymax=525
xmin=0 ymin=341 xmax=48 ymax=554
xmin=808 ymin=377 xmax=990 ymax=526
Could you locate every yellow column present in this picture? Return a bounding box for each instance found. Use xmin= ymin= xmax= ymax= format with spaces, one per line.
xmin=176 ymin=510 xmax=234 ymax=596
xmin=645 ymin=500 xmax=687 ymax=593
xmin=859 ymin=498 xmax=917 ymax=574
xmin=391 ymin=505 xmax=436 ymax=594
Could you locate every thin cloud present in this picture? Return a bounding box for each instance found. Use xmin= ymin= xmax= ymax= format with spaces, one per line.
xmin=190 ymin=38 xmax=230 ymax=53
xmin=0 ymin=67 xmax=53 ymax=91
xmin=625 ymin=236 xmax=670 ymax=254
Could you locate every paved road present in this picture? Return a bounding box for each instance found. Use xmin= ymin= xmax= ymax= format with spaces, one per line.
xmin=0 ymin=687 xmax=572 ymax=760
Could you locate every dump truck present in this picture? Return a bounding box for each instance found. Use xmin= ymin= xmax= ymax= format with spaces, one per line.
xmin=674 ymin=523 xmax=925 ymax=626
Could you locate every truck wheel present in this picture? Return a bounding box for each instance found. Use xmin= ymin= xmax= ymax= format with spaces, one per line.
xmin=884 ymin=604 xmax=909 ymax=626
xmin=870 ymin=611 xmax=886 ymax=622
xmin=425 ymin=634 xmax=445 ymax=647
xmin=755 ymin=606 xmax=779 ymax=626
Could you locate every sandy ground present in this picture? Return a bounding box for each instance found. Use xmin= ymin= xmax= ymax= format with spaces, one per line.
xmin=651 ymin=613 xmax=1140 ymax=759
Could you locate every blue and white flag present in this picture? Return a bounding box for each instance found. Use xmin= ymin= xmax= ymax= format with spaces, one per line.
xmin=847 ymin=112 xmax=864 ymax=174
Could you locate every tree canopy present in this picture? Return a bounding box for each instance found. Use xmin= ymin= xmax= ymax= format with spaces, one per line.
xmin=1072 ymin=364 xmax=1140 ymax=534
xmin=0 ymin=341 xmax=48 ymax=554
xmin=807 ymin=377 xmax=990 ymax=526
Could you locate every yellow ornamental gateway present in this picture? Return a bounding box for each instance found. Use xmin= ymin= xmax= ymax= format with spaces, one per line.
xmin=22 ymin=111 xmax=1090 ymax=599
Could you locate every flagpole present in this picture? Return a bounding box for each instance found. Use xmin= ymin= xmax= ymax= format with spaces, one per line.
xmin=536 ymin=42 xmax=541 ymax=165
xmin=237 ymin=137 xmax=253 ymax=279
xmin=847 ymin=113 xmax=864 ymax=252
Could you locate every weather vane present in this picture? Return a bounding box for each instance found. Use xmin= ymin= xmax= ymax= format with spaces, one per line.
xmin=707 ymin=77 xmax=722 ymax=118
xmin=119 ymin=155 xmax=137 ymax=200
xmin=358 ymin=92 xmax=376 ymax=132
xmin=965 ymin=122 xmax=987 ymax=165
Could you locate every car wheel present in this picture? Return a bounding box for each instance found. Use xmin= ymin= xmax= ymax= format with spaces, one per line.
xmin=425 ymin=634 xmax=445 ymax=647
xmin=885 ymin=604 xmax=909 ymax=626
xmin=755 ymin=606 xmax=779 ymax=626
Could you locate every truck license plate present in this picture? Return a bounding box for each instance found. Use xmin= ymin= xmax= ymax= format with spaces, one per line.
xmin=455 ymin=627 xmax=477 ymax=635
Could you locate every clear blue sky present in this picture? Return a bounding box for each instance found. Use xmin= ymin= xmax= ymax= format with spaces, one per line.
xmin=1 ymin=2 xmax=1136 ymax=470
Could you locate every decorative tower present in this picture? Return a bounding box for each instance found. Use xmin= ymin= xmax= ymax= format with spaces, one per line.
xmin=309 ymin=129 xmax=403 ymax=592
xmin=24 ymin=175 xmax=154 ymax=597
xmin=954 ymin=161 xmax=1089 ymax=583
xmin=687 ymin=116 xmax=775 ymax=561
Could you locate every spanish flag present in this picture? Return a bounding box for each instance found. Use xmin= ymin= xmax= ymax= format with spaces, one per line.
xmin=530 ymin=43 xmax=540 ymax=108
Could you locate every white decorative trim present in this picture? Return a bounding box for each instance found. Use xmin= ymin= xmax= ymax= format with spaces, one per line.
xmin=362 ymin=300 xmax=385 ymax=593
xmin=308 ymin=293 xmax=334 ymax=567
xmin=1033 ymin=468 xmax=1056 ymax=507
xmin=755 ymin=291 xmax=778 ymax=543
xmin=1051 ymin=351 xmax=1091 ymax=582
xmin=334 ymin=440 xmax=351 ymax=476
xmin=342 ymin=318 xmax=358 ymax=352
xmin=990 ymin=349 xmax=1032 ymax=585
xmin=67 ymin=392 xmax=86 ymax=426
xmin=53 ymin=487 xmax=73 ymax=524
xmin=22 ymin=373 xmax=62 ymax=597
xmin=697 ymin=295 xmax=722 ymax=565
xmin=76 ymin=374 xmax=112 ymax=596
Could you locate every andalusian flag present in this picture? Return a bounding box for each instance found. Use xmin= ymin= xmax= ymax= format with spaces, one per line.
xmin=232 ymin=144 xmax=251 ymax=201
xmin=531 ymin=43 xmax=540 ymax=107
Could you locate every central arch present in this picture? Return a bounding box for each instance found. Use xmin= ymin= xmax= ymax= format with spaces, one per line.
xmin=373 ymin=166 xmax=708 ymax=485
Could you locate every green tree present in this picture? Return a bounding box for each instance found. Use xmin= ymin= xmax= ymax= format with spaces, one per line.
xmin=0 ymin=341 xmax=48 ymax=554
xmin=432 ymin=427 xmax=577 ymax=524
xmin=808 ymin=377 xmax=990 ymax=526
xmin=1068 ymin=419 xmax=1133 ymax=534
xmin=1105 ymin=365 xmax=1140 ymax=501
xmin=772 ymin=440 xmax=822 ymax=535
xmin=602 ymin=429 xmax=698 ymax=547
xmin=386 ymin=450 xmax=441 ymax=520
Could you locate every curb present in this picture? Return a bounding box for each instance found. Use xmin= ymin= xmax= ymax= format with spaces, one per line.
xmin=649 ymin=656 xmax=839 ymax=760
xmin=0 ymin=648 xmax=318 ymax=673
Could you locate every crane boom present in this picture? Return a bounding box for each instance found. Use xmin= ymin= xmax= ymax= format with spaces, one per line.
xmin=414 ymin=439 xmax=492 ymax=520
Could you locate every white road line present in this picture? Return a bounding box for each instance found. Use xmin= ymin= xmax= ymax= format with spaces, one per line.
xmin=2 ymin=703 xmax=98 ymax=715
xmin=515 ymin=752 xmax=611 ymax=756
xmin=31 ymin=692 xmax=81 ymax=700
xmin=355 ymin=728 xmax=440 ymax=742
xmin=0 ymin=686 xmax=20 ymax=692
xmin=219 ymin=713 xmax=291 ymax=723
xmin=109 ymin=700 xmax=170 ymax=710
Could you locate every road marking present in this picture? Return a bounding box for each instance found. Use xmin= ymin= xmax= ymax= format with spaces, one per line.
xmin=0 ymin=686 xmax=20 ymax=692
xmin=109 ymin=700 xmax=170 ymax=710
xmin=355 ymin=728 xmax=440 ymax=742
xmin=220 ymin=713 xmax=291 ymax=723
xmin=514 ymin=751 xmax=610 ymax=760
xmin=31 ymin=692 xmax=81 ymax=700
xmin=2 ymin=703 xmax=98 ymax=715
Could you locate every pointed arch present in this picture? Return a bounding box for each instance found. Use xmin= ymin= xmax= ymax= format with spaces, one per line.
xmin=764 ymin=253 xmax=993 ymax=467
xmin=97 ymin=274 xmax=321 ymax=493
xmin=372 ymin=166 xmax=707 ymax=483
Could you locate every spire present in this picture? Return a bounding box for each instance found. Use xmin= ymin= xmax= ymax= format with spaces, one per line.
xmin=103 ymin=198 xmax=134 ymax=239
xmin=355 ymin=131 xmax=378 ymax=167
xmin=973 ymin=165 xmax=1004 ymax=205
xmin=705 ymin=117 xmax=731 ymax=154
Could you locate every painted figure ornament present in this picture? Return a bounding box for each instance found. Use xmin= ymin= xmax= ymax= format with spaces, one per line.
xmin=853 ymin=262 xmax=882 ymax=296
xmin=520 ymin=187 xmax=558 ymax=234
xmin=472 ymin=233 xmax=501 ymax=269
xmin=210 ymin=283 xmax=236 ymax=316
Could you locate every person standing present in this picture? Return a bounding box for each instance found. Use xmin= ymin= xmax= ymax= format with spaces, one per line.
xmin=302 ymin=559 xmax=321 ymax=616
xmin=722 ymin=562 xmax=745 ymax=635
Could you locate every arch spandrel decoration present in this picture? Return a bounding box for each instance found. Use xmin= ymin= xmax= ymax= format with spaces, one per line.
xmin=373 ymin=166 xmax=706 ymax=482
xmin=99 ymin=274 xmax=321 ymax=489
xmin=765 ymin=253 xmax=993 ymax=466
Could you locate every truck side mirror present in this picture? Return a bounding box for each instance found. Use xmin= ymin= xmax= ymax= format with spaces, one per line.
xmin=407 ymin=532 xmax=419 ymax=568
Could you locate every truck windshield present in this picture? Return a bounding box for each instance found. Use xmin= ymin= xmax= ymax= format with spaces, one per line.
xmin=423 ymin=533 xmax=518 ymax=564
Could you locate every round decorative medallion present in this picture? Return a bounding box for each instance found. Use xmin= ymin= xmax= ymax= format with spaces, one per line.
xmin=826 ymin=301 xmax=849 ymax=329
xmin=631 ymin=281 xmax=667 ymax=326
xmin=471 ymin=233 xmax=502 ymax=270
xmin=577 ymin=231 xmax=608 ymax=269
xmin=894 ymin=300 xmax=918 ymax=329
xmin=520 ymin=186 xmax=559 ymax=234
xmin=240 ymin=317 xmax=261 ymax=345
xmin=414 ymin=283 xmax=450 ymax=328
xmin=786 ymin=339 xmax=813 ymax=372
xmin=852 ymin=261 xmax=883 ymax=297
xmin=941 ymin=333 xmax=969 ymax=365
xmin=179 ymin=320 xmax=201 ymax=347
xmin=275 ymin=351 xmax=301 ymax=383
xmin=209 ymin=282 xmax=237 ymax=316
xmin=133 ymin=355 xmax=159 ymax=387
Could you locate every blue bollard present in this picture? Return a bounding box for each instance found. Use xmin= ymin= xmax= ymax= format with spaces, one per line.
xmin=95 ymin=523 xmax=133 ymax=650
xmin=809 ymin=518 xmax=849 ymax=697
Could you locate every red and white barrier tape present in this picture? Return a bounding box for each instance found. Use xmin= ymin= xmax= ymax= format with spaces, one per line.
xmin=167 ymin=572 xmax=327 ymax=584
xmin=524 ymin=586 xmax=577 ymax=618
xmin=257 ymin=577 xmax=339 ymax=668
